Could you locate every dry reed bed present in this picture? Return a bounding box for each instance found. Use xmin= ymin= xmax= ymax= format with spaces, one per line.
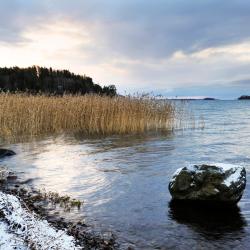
xmin=0 ymin=93 xmax=176 ymax=139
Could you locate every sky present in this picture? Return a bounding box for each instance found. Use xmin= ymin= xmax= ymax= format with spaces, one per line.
xmin=0 ymin=0 xmax=250 ymax=99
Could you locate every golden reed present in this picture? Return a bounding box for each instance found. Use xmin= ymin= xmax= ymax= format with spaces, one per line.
xmin=0 ymin=93 xmax=176 ymax=139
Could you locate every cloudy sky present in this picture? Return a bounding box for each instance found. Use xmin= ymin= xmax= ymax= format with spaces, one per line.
xmin=1 ymin=0 xmax=250 ymax=99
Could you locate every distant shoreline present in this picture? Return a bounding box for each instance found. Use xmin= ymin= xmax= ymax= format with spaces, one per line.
xmin=167 ymin=98 xmax=217 ymax=101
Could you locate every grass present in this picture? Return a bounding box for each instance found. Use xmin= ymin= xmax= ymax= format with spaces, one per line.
xmin=36 ymin=190 xmax=83 ymax=211
xmin=0 ymin=93 xmax=177 ymax=140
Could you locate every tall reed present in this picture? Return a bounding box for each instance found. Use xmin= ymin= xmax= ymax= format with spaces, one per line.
xmin=0 ymin=93 xmax=176 ymax=139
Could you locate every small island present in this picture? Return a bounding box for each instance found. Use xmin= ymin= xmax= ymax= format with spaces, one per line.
xmin=203 ymin=97 xmax=216 ymax=100
xmin=238 ymin=95 xmax=250 ymax=100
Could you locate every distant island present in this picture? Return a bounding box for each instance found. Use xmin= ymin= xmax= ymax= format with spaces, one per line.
xmin=0 ymin=66 xmax=116 ymax=96
xmin=203 ymin=97 xmax=216 ymax=100
xmin=168 ymin=97 xmax=217 ymax=100
xmin=238 ymin=95 xmax=250 ymax=100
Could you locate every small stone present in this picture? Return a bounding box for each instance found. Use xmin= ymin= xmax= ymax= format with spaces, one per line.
xmin=0 ymin=149 xmax=16 ymax=159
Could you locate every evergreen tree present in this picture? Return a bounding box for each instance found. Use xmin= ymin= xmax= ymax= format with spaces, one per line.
xmin=0 ymin=66 xmax=117 ymax=96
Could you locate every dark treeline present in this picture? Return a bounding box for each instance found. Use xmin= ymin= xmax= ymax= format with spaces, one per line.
xmin=0 ymin=66 xmax=117 ymax=96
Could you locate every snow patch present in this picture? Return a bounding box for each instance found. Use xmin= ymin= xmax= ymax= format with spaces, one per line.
xmin=172 ymin=167 xmax=182 ymax=177
xmin=212 ymin=163 xmax=240 ymax=171
xmin=223 ymin=167 xmax=244 ymax=187
xmin=0 ymin=221 xmax=27 ymax=250
xmin=0 ymin=191 xmax=81 ymax=250
xmin=210 ymin=163 xmax=244 ymax=187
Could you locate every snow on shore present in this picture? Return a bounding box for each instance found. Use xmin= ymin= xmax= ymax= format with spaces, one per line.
xmin=0 ymin=191 xmax=81 ymax=250
xmin=0 ymin=221 xmax=27 ymax=249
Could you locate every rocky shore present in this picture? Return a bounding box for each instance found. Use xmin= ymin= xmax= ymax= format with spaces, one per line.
xmin=0 ymin=151 xmax=118 ymax=250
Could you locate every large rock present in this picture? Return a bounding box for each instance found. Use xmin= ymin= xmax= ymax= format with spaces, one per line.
xmin=0 ymin=149 xmax=16 ymax=159
xmin=169 ymin=164 xmax=246 ymax=204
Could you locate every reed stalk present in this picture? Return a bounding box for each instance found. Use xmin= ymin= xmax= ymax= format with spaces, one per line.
xmin=0 ymin=93 xmax=176 ymax=139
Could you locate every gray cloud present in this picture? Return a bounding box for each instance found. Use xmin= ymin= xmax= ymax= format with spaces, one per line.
xmin=1 ymin=0 xmax=250 ymax=57
xmin=229 ymin=78 xmax=250 ymax=86
xmin=1 ymin=0 xmax=250 ymax=98
xmin=0 ymin=0 xmax=54 ymax=44
xmin=50 ymin=0 xmax=250 ymax=59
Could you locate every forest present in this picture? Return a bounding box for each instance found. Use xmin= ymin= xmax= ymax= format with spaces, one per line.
xmin=0 ymin=66 xmax=117 ymax=96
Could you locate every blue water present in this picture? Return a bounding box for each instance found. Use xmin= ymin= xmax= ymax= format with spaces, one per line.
xmin=1 ymin=100 xmax=250 ymax=249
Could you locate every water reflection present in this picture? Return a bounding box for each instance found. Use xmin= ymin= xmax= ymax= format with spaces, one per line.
xmin=169 ymin=200 xmax=247 ymax=238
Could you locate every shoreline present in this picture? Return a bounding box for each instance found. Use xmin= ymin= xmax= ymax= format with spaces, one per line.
xmin=0 ymin=167 xmax=117 ymax=250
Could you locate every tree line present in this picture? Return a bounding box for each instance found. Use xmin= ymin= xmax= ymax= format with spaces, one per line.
xmin=0 ymin=66 xmax=117 ymax=96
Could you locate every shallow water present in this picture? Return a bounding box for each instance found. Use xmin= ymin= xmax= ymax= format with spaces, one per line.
xmin=1 ymin=100 xmax=250 ymax=249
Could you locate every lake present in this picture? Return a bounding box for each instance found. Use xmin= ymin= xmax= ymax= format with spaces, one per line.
xmin=1 ymin=100 xmax=250 ymax=249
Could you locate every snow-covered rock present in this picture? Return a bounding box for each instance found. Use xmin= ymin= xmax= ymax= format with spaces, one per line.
xmin=169 ymin=163 xmax=246 ymax=204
